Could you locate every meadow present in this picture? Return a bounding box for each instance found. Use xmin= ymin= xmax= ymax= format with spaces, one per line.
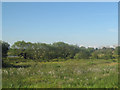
xmin=2 ymin=58 xmax=118 ymax=88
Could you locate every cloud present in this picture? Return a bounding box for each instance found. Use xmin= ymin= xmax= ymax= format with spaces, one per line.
xmin=108 ymin=28 xmax=118 ymax=33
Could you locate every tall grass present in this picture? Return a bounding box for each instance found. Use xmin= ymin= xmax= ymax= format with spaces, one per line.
xmin=2 ymin=59 xmax=118 ymax=88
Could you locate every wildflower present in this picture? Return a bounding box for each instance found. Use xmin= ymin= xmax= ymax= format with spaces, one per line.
xmin=64 ymin=76 xmax=66 ymax=79
xmin=94 ymin=77 xmax=96 ymax=79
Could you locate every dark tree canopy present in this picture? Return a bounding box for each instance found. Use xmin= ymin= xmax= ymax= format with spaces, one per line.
xmin=1 ymin=41 xmax=10 ymax=58
xmin=6 ymin=40 xmax=119 ymax=60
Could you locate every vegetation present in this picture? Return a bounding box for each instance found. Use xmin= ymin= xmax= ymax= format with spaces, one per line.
xmin=0 ymin=41 xmax=10 ymax=67
xmin=5 ymin=40 xmax=120 ymax=61
xmin=1 ymin=40 xmax=119 ymax=88
xmin=2 ymin=58 xmax=118 ymax=88
xmin=0 ymin=41 xmax=10 ymax=58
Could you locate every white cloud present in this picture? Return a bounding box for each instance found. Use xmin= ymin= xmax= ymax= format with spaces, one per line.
xmin=108 ymin=28 xmax=118 ymax=33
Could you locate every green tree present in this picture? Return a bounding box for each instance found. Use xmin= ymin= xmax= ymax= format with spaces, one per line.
xmin=74 ymin=50 xmax=90 ymax=59
xmin=52 ymin=42 xmax=80 ymax=59
xmin=1 ymin=41 xmax=10 ymax=67
xmin=91 ymin=51 xmax=98 ymax=59
xmin=113 ymin=46 xmax=120 ymax=59
xmin=1 ymin=41 xmax=10 ymax=58
xmin=11 ymin=41 xmax=27 ymax=59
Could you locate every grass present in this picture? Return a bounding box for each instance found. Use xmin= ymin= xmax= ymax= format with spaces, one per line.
xmin=2 ymin=58 xmax=118 ymax=88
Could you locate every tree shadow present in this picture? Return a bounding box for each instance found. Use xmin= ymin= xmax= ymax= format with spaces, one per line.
xmin=2 ymin=62 xmax=31 ymax=68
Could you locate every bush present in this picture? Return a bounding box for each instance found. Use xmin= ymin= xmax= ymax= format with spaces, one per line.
xmin=74 ymin=50 xmax=90 ymax=59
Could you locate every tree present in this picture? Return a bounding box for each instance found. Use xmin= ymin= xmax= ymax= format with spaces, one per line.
xmin=11 ymin=41 xmax=27 ymax=59
xmin=66 ymin=45 xmax=80 ymax=59
xmin=96 ymin=47 xmax=113 ymax=59
xmin=32 ymin=43 xmax=50 ymax=60
xmin=74 ymin=50 xmax=90 ymax=59
xmin=113 ymin=46 xmax=120 ymax=59
xmin=0 ymin=41 xmax=1 ymax=58
xmin=52 ymin=42 xmax=70 ymax=59
xmin=52 ymin=42 xmax=80 ymax=59
xmin=1 ymin=41 xmax=10 ymax=58
xmin=91 ymin=51 xmax=98 ymax=59
xmin=87 ymin=47 xmax=95 ymax=54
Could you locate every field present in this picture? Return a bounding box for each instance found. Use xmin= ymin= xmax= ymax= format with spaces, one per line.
xmin=2 ymin=58 xmax=118 ymax=88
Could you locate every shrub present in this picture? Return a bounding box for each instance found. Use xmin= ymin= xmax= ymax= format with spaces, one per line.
xmin=74 ymin=50 xmax=90 ymax=59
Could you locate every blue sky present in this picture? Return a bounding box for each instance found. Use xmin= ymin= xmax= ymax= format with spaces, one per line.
xmin=2 ymin=2 xmax=118 ymax=47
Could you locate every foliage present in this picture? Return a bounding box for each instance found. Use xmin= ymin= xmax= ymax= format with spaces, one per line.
xmin=6 ymin=40 xmax=119 ymax=60
xmin=1 ymin=41 xmax=10 ymax=58
xmin=10 ymin=41 xmax=80 ymax=60
xmin=74 ymin=50 xmax=90 ymax=59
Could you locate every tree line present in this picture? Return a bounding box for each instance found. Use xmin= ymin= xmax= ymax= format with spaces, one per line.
xmin=1 ymin=40 xmax=120 ymax=60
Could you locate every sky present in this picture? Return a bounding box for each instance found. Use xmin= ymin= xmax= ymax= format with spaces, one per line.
xmin=2 ymin=2 xmax=118 ymax=47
